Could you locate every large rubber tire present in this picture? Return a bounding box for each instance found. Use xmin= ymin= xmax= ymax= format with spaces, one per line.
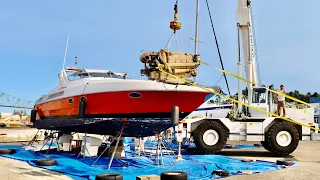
xmin=36 ymin=158 xmax=57 ymax=166
xmin=276 ymin=160 xmax=294 ymax=166
xmin=211 ymin=169 xmax=229 ymax=177
xmin=260 ymin=141 xmax=272 ymax=152
xmin=0 ymin=149 xmax=16 ymax=154
xmin=266 ymin=121 xmax=299 ymax=156
xmin=95 ymin=173 xmax=123 ymax=180
xmin=160 ymin=171 xmax=187 ymax=180
xmin=193 ymin=121 xmax=227 ymax=154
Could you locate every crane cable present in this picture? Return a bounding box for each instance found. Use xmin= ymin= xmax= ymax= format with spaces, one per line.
xmin=205 ymin=0 xmax=231 ymax=97
xmin=165 ymin=0 xmax=181 ymax=51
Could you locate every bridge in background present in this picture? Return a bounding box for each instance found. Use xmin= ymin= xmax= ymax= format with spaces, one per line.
xmin=0 ymin=91 xmax=34 ymax=109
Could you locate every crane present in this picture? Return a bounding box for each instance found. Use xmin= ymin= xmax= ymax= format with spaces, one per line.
xmin=177 ymin=0 xmax=318 ymax=156
xmin=237 ymin=0 xmax=259 ymax=115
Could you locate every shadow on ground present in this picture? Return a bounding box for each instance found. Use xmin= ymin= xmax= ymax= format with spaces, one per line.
xmin=218 ymin=150 xmax=295 ymax=159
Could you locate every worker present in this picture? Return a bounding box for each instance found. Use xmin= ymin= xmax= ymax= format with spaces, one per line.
xmin=275 ymin=85 xmax=286 ymax=116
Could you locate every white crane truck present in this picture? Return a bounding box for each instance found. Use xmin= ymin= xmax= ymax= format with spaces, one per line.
xmin=174 ymin=0 xmax=319 ymax=156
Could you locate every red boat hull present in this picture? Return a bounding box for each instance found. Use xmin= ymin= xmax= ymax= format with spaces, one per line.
xmin=35 ymin=90 xmax=210 ymax=119
xmin=33 ymin=90 xmax=210 ymax=137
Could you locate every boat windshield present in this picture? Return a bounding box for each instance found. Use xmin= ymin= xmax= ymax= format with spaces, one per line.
xmin=89 ymin=72 xmax=124 ymax=79
xmin=67 ymin=71 xmax=125 ymax=81
xmin=67 ymin=72 xmax=90 ymax=81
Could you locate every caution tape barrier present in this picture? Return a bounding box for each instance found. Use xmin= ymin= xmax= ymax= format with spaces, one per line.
xmin=198 ymin=60 xmax=319 ymax=110
xmin=157 ymin=65 xmax=320 ymax=131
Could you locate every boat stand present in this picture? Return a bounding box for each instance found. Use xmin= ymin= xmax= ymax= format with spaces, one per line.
xmin=149 ymin=133 xmax=176 ymax=166
xmin=26 ymin=129 xmax=40 ymax=146
xmin=107 ymin=119 xmax=129 ymax=169
xmin=91 ymin=118 xmax=129 ymax=169
xmin=38 ymin=130 xmax=61 ymax=154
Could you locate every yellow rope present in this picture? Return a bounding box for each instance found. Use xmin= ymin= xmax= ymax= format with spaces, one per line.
xmin=157 ymin=65 xmax=319 ymax=131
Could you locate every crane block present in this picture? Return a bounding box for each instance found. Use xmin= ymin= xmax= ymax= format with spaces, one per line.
xmin=170 ymin=20 xmax=181 ymax=31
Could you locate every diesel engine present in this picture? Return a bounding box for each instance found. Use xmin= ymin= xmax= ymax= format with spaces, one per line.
xmin=140 ymin=49 xmax=201 ymax=84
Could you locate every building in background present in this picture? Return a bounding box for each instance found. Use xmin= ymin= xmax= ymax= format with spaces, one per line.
xmin=310 ymin=97 xmax=320 ymax=123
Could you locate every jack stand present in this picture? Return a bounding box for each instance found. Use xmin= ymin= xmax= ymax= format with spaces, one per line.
xmin=176 ymin=141 xmax=183 ymax=161
xmin=150 ymin=133 xmax=176 ymax=166
xmin=107 ymin=118 xmax=129 ymax=169
xmin=136 ymin=137 xmax=146 ymax=157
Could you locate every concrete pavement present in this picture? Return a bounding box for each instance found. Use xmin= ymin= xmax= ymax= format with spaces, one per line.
xmin=0 ymin=128 xmax=44 ymax=142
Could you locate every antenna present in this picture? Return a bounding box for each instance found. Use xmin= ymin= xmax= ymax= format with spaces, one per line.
xmin=62 ymin=36 xmax=70 ymax=69
xmin=188 ymin=37 xmax=205 ymax=45
xmin=193 ymin=0 xmax=200 ymax=82
xmin=194 ymin=0 xmax=200 ymax=55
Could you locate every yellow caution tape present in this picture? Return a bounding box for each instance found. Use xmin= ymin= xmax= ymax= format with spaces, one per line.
xmin=198 ymin=60 xmax=319 ymax=110
xmin=157 ymin=66 xmax=320 ymax=131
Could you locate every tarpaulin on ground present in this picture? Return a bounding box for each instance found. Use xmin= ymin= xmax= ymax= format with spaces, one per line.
xmin=123 ymin=137 xmax=261 ymax=150
xmin=0 ymin=145 xmax=296 ymax=180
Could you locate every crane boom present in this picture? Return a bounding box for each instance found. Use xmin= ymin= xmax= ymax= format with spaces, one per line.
xmin=237 ymin=0 xmax=258 ymax=113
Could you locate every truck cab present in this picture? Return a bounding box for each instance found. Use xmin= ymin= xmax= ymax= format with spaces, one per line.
xmin=249 ymin=86 xmax=275 ymax=118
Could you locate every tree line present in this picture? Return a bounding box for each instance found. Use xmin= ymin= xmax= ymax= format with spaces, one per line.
xmin=227 ymin=89 xmax=320 ymax=104
xmin=286 ymin=91 xmax=319 ymax=103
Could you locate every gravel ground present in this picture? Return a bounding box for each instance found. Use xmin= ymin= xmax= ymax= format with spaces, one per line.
xmin=0 ymin=140 xmax=319 ymax=180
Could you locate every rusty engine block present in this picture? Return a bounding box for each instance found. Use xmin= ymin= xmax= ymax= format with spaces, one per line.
xmin=140 ymin=49 xmax=201 ymax=84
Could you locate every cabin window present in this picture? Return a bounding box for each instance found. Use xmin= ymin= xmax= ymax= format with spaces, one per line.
xmin=252 ymin=88 xmax=267 ymax=103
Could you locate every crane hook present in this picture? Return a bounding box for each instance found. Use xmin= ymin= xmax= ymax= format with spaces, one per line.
xmin=170 ymin=1 xmax=181 ymax=32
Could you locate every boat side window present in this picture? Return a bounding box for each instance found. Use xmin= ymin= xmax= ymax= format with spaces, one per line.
xmin=79 ymin=73 xmax=89 ymax=78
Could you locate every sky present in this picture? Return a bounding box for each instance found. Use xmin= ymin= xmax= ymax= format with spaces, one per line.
xmin=0 ymin=0 xmax=319 ymax=113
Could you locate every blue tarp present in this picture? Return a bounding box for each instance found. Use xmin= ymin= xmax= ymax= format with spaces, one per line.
xmin=0 ymin=145 xmax=296 ymax=180
xmin=123 ymin=137 xmax=261 ymax=150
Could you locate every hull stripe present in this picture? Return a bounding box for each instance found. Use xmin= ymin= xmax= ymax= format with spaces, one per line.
xmin=195 ymin=105 xmax=233 ymax=111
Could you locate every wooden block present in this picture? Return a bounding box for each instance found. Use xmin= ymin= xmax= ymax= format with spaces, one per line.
xmin=136 ymin=174 xmax=160 ymax=180
xmin=107 ymin=145 xmax=123 ymax=159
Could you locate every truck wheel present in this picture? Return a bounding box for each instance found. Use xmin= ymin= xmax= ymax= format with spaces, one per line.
xmin=260 ymin=141 xmax=272 ymax=152
xmin=193 ymin=120 xmax=227 ymax=154
xmin=266 ymin=122 xmax=299 ymax=156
